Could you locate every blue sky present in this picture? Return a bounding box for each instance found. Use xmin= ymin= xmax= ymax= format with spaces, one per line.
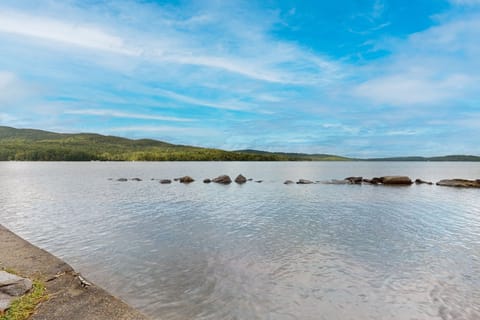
xmin=0 ymin=0 xmax=479 ymax=157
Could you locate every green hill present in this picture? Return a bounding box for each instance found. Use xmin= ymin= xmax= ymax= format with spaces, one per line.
xmin=1 ymin=126 xmax=478 ymax=161
xmin=0 ymin=126 xmax=283 ymax=161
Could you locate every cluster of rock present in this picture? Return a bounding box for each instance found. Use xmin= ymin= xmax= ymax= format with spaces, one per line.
xmin=111 ymin=175 xmax=480 ymax=189
xmin=0 ymin=270 xmax=33 ymax=312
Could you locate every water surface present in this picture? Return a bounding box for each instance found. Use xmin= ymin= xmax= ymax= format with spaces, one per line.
xmin=1 ymin=162 xmax=479 ymax=319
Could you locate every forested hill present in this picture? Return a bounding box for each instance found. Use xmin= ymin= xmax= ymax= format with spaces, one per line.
xmin=0 ymin=126 xmax=343 ymax=161
xmin=0 ymin=126 xmax=478 ymax=161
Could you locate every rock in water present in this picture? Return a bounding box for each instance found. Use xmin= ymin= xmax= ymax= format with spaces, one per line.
xmin=345 ymin=177 xmax=363 ymax=184
xmin=117 ymin=178 xmax=128 ymax=182
xmin=159 ymin=179 xmax=172 ymax=184
xmin=235 ymin=174 xmax=247 ymax=184
xmin=415 ymin=178 xmax=433 ymax=185
xmin=297 ymin=179 xmax=314 ymax=184
xmin=0 ymin=271 xmax=33 ymax=312
xmin=179 ymin=176 xmax=194 ymax=183
xmin=381 ymin=176 xmax=413 ymax=185
xmin=284 ymin=180 xmax=294 ymax=185
xmin=212 ymin=175 xmax=232 ymax=184
xmin=203 ymin=178 xmax=212 ymax=183
xmin=130 ymin=178 xmax=142 ymax=181
xmin=436 ymin=179 xmax=480 ymax=188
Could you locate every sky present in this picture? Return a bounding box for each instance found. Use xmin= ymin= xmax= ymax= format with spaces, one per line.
xmin=0 ymin=0 xmax=479 ymax=157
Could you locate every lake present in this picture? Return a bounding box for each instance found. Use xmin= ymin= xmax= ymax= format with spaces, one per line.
xmin=1 ymin=162 xmax=479 ymax=319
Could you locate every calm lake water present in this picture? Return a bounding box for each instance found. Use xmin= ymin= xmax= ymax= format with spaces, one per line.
xmin=1 ymin=162 xmax=480 ymax=319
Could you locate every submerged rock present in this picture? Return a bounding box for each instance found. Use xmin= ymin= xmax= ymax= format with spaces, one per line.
xmin=117 ymin=178 xmax=128 ymax=182
xmin=380 ymin=176 xmax=413 ymax=185
xmin=284 ymin=180 xmax=294 ymax=185
xmin=297 ymin=179 xmax=314 ymax=184
xmin=159 ymin=179 xmax=172 ymax=184
xmin=436 ymin=179 xmax=480 ymax=188
xmin=213 ymin=175 xmax=232 ymax=184
xmin=179 ymin=176 xmax=195 ymax=183
xmin=415 ymin=178 xmax=433 ymax=185
xmin=130 ymin=178 xmax=142 ymax=181
xmin=255 ymin=180 xmax=263 ymax=183
xmin=203 ymin=178 xmax=212 ymax=183
xmin=345 ymin=176 xmax=363 ymax=184
xmin=235 ymin=174 xmax=247 ymax=184
xmin=0 ymin=271 xmax=33 ymax=312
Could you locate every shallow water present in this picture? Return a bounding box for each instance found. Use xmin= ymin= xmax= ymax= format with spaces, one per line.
xmin=1 ymin=162 xmax=480 ymax=319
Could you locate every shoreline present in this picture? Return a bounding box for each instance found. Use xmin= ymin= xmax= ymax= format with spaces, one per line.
xmin=0 ymin=224 xmax=150 ymax=320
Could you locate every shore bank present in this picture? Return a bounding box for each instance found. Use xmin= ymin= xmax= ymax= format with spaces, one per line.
xmin=0 ymin=224 xmax=150 ymax=320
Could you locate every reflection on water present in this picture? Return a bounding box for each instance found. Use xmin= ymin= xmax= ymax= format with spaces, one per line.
xmin=1 ymin=162 xmax=480 ymax=319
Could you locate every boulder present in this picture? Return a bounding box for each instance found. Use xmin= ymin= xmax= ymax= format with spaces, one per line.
xmin=255 ymin=180 xmax=263 ymax=183
xmin=284 ymin=180 xmax=294 ymax=185
xmin=436 ymin=179 xmax=480 ymax=188
xmin=345 ymin=176 xmax=362 ymax=184
xmin=212 ymin=175 xmax=232 ymax=184
xmin=130 ymin=178 xmax=142 ymax=181
xmin=415 ymin=178 xmax=433 ymax=185
xmin=203 ymin=178 xmax=212 ymax=183
xmin=380 ymin=176 xmax=413 ymax=185
xmin=0 ymin=271 xmax=33 ymax=312
xmin=117 ymin=178 xmax=128 ymax=182
xmin=179 ymin=176 xmax=194 ymax=183
xmin=235 ymin=174 xmax=247 ymax=184
xmin=159 ymin=179 xmax=172 ymax=184
xmin=297 ymin=179 xmax=314 ymax=184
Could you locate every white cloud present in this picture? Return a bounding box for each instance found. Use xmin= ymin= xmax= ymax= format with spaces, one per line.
xmin=0 ymin=10 xmax=139 ymax=55
xmin=64 ymin=109 xmax=195 ymax=122
xmin=0 ymin=71 xmax=33 ymax=104
xmin=352 ymin=14 xmax=480 ymax=106
xmin=0 ymin=5 xmax=340 ymax=85
xmin=354 ymin=73 xmax=472 ymax=105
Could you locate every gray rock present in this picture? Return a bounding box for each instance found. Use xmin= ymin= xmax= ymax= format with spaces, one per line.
xmin=297 ymin=179 xmax=314 ymax=184
xmin=284 ymin=180 xmax=294 ymax=185
xmin=212 ymin=175 xmax=232 ymax=184
xmin=0 ymin=271 xmax=33 ymax=312
xmin=380 ymin=176 xmax=413 ymax=185
xmin=130 ymin=178 xmax=142 ymax=181
xmin=117 ymin=178 xmax=128 ymax=182
xmin=179 ymin=176 xmax=194 ymax=183
xmin=436 ymin=179 xmax=480 ymax=188
xmin=203 ymin=178 xmax=212 ymax=183
xmin=415 ymin=178 xmax=433 ymax=185
xmin=159 ymin=179 xmax=172 ymax=184
xmin=255 ymin=180 xmax=263 ymax=183
xmin=345 ymin=176 xmax=363 ymax=184
xmin=235 ymin=174 xmax=247 ymax=184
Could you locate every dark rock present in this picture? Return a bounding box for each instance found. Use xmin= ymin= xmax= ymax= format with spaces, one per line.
xmin=381 ymin=176 xmax=413 ymax=185
xmin=345 ymin=176 xmax=363 ymax=184
xmin=235 ymin=174 xmax=247 ymax=184
xmin=297 ymin=179 xmax=314 ymax=184
xmin=247 ymin=178 xmax=253 ymax=181
xmin=117 ymin=178 xmax=128 ymax=182
xmin=255 ymin=180 xmax=263 ymax=183
xmin=130 ymin=178 xmax=142 ymax=181
xmin=160 ymin=179 xmax=172 ymax=184
xmin=179 ymin=176 xmax=194 ymax=183
xmin=415 ymin=178 xmax=433 ymax=185
xmin=173 ymin=178 xmax=180 ymax=181
xmin=436 ymin=179 xmax=480 ymax=188
xmin=284 ymin=180 xmax=294 ymax=185
xmin=203 ymin=178 xmax=212 ymax=183
xmin=212 ymin=175 xmax=232 ymax=184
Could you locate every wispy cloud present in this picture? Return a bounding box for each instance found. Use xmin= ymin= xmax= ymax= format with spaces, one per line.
xmin=64 ymin=109 xmax=195 ymax=122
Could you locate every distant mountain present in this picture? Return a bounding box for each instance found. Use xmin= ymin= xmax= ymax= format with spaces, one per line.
xmin=0 ymin=126 xmax=479 ymax=161
xmin=366 ymin=155 xmax=480 ymax=161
